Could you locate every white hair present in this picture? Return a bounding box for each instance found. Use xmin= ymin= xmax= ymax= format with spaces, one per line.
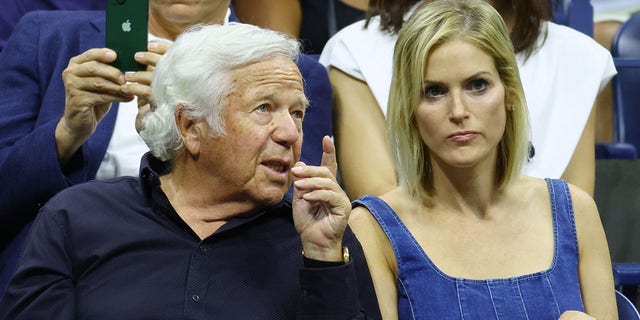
xmin=139 ymin=22 xmax=301 ymax=161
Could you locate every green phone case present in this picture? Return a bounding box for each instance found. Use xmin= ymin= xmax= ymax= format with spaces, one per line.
xmin=106 ymin=0 xmax=149 ymax=71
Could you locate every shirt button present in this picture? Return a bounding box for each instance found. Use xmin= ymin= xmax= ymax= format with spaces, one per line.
xmin=199 ymin=245 xmax=207 ymax=253
xmin=192 ymin=294 xmax=200 ymax=302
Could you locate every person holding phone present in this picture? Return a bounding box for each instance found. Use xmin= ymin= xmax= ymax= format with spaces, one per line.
xmin=0 ymin=0 xmax=333 ymax=297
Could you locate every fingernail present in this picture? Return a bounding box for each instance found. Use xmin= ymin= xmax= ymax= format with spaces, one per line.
xmin=105 ymin=51 xmax=116 ymax=60
xmin=148 ymin=42 xmax=158 ymax=50
xmin=134 ymin=52 xmax=144 ymax=60
xmin=291 ymin=167 xmax=302 ymax=174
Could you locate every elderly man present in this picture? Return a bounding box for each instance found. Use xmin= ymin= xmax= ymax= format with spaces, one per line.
xmin=0 ymin=0 xmax=333 ymax=296
xmin=0 ymin=23 xmax=380 ymax=319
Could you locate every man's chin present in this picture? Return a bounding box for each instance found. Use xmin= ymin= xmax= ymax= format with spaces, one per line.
xmin=252 ymin=187 xmax=288 ymax=205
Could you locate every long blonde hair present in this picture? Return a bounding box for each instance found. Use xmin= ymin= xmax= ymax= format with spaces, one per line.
xmin=387 ymin=0 xmax=530 ymax=200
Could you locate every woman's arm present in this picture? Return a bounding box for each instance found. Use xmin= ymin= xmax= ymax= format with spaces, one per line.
xmin=349 ymin=206 xmax=399 ymax=320
xmin=329 ymin=67 xmax=397 ymax=200
xmin=562 ymin=104 xmax=596 ymax=196
xmin=570 ymin=184 xmax=617 ymax=319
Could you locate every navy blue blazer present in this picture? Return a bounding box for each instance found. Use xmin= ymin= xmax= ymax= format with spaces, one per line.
xmin=0 ymin=10 xmax=332 ymax=293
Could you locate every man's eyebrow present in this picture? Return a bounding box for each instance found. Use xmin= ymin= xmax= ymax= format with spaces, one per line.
xmin=253 ymin=92 xmax=310 ymax=109
xmin=300 ymin=95 xmax=310 ymax=109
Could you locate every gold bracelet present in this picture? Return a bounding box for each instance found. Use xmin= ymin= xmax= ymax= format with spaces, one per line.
xmin=302 ymin=246 xmax=350 ymax=264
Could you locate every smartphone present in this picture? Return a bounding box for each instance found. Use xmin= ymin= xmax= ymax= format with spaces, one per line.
xmin=106 ymin=0 xmax=149 ymax=71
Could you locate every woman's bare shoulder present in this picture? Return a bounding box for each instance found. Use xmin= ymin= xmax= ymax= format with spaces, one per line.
xmin=350 ymin=187 xmax=404 ymax=230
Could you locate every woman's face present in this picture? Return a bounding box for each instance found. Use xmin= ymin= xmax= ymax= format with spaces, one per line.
xmin=415 ymin=39 xmax=508 ymax=170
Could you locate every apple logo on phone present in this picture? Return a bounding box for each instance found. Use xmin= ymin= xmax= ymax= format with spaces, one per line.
xmin=122 ymin=19 xmax=132 ymax=32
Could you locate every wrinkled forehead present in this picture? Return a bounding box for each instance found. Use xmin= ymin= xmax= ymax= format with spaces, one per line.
xmin=229 ymin=57 xmax=308 ymax=104
xmin=232 ymin=57 xmax=303 ymax=87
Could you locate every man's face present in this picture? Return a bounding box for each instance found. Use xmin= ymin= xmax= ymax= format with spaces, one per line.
xmin=199 ymin=56 xmax=307 ymax=206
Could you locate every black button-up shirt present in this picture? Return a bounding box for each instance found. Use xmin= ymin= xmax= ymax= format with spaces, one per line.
xmin=0 ymin=154 xmax=380 ymax=319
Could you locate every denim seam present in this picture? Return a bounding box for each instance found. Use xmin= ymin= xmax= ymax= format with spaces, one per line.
xmin=456 ymin=280 xmax=464 ymax=320
xmin=545 ymin=275 xmax=562 ymax=316
xmin=487 ymin=283 xmax=499 ymax=319
xmin=398 ymin=278 xmax=417 ymax=320
xmin=516 ymin=280 xmax=530 ymax=320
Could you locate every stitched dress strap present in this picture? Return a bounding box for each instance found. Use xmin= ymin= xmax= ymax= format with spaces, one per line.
xmin=353 ymin=194 xmax=455 ymax=319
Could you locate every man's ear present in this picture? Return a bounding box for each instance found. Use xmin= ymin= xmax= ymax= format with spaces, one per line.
xmin=175 ymin=104 xmax=204 ymax=157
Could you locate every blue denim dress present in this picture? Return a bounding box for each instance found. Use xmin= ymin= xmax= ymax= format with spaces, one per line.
xmin=353 ymin=179 xmax=584 ymax=319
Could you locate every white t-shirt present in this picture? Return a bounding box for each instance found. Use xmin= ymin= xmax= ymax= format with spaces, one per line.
xmin=94 ymin=97 xmax=149 ymax=180
xmin=319 ymin=7 xmax=616 ymax=179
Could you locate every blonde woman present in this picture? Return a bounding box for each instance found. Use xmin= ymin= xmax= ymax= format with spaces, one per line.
xmin=349 ymin=0 xmax=617 ymax=319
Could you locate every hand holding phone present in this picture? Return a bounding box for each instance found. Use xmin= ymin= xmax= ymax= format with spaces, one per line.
xmin=106 ymin=0 xmax=149 ymax=71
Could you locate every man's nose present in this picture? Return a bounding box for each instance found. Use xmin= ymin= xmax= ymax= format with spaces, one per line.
xmin=272 ymin=112 xmax=301 ymax=146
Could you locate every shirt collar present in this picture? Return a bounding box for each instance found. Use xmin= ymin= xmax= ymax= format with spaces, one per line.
xmin=139 ymin=152 xmax=169 ymax=194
